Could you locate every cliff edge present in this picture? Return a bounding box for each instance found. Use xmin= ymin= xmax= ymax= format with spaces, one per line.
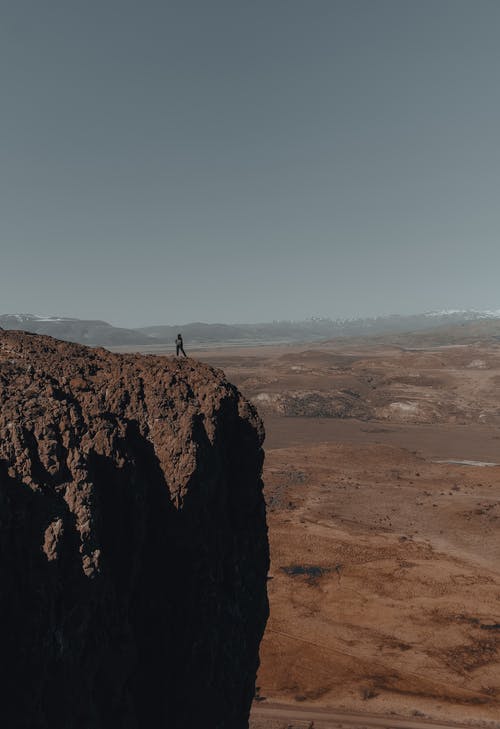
xmin=0 ymin=331 xmax=269 ymax=728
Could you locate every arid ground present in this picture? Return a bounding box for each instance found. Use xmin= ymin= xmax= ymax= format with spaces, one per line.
xmin=192 ymin=339 xmax=500 ymax=728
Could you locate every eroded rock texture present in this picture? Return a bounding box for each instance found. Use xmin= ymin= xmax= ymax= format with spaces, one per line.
xmin=0 ymin=331 xmax=269 ymax=729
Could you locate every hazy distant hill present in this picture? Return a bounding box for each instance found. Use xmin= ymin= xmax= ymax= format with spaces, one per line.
xmin=137 ymin=310 xmax=500 ymax=345
xmin=0 ymin=314 xmax=159 ymax=347
xmin=3 ymin=310 xmax=500 ymax=348
xmin=138 ymin=320 xmax=335 ymax=344
xmin=376 ymin=318 xmax=500 ymax=348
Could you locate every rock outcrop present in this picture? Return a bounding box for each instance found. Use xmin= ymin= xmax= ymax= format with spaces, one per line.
xmin=0 ymin=331 xmax=269 ymax=729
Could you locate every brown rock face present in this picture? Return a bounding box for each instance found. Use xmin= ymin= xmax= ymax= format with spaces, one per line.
xmin=0 ymin=332 xmax=268 ymax=729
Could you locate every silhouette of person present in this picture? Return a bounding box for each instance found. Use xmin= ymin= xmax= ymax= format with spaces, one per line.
xmin=175 ymin=333 xmax=187 ymax=357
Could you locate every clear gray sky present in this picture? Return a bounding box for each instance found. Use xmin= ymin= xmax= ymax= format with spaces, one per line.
xmin=1 ymin=0 xmax=500 ymax=327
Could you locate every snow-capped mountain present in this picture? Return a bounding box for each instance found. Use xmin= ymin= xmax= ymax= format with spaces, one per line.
xmin=0 ymin=314 xmax=159 ymax=347
xmin=423 ymin=309 xmax=500 ymax=320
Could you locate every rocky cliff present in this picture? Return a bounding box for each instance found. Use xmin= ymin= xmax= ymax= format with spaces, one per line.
xmin=0 ymin=331 xmax=269 ymax=729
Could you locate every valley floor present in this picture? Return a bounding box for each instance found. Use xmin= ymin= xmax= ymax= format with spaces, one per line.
xmin=149 ymin=339 xmax=500 ymax=725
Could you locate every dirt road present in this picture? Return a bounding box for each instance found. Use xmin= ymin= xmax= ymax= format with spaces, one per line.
xmin=251 ymin=702 xmax=476 ymax=729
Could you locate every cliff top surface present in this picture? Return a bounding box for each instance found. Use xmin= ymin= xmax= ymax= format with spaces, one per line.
xmin=0 ymin=330 xmax=264 ymax=573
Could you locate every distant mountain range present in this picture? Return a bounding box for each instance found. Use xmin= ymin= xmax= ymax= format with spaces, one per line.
xmin=2 ymin=310 xmax=500 ymax=348
xmin=0 ymin=314 xmax=155 ymax=347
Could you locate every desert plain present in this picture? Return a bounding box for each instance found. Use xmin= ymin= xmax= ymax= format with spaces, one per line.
xmin=193 ymin=337 xmax=500 ymax=729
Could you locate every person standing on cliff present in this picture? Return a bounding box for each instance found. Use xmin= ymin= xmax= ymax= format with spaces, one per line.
xmin=175 ymin=333 xmax=187 ymax=357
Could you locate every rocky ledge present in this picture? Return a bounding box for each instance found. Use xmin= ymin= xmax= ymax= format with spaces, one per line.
xmin=0 ymin=331 xmax=269 ymax=728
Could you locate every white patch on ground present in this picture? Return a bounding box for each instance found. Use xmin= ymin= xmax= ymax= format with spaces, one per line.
xmin=255 ymin=392 xmax=275 ymax=402
xmin=389 ymin=401 xmax=419 ymax=413
xmin=466 ymin=359 xmax=486 ymax=368
xmin=434 ymin=459 xmax=499 ymax=467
